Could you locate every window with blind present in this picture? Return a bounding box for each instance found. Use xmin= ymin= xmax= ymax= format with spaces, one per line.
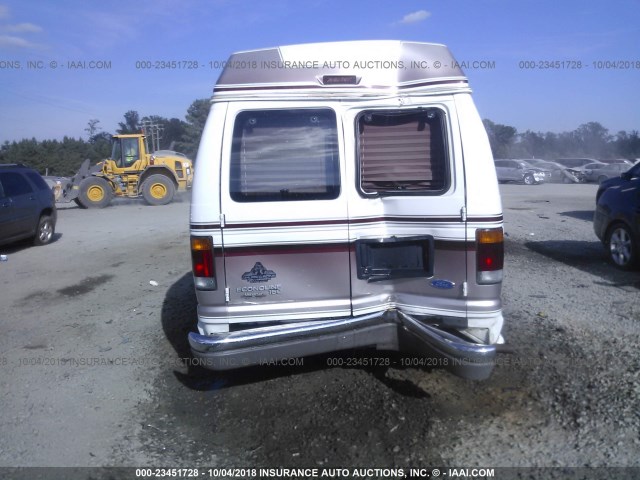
xmin=230 ymin=109 xmax=340 ymax=202
xmin=357 ymin=109 xmax=449 ymax=195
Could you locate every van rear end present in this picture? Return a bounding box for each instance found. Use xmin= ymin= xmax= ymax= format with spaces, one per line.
xmin=189 ymin=41 xmax=504 ymax=380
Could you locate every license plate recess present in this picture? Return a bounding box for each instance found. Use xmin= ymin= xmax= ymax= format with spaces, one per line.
xmin=355 ymin=236 xmax=435 ymax=282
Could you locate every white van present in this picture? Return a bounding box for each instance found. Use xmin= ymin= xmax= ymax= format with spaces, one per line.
xmin=189 ymin=41 xmax=504 ymax=380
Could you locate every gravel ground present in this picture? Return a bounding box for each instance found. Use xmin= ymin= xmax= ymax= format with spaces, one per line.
xmin=0 ymin=184 xmax=638 ymax=479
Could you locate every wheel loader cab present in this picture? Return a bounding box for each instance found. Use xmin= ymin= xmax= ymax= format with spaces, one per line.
xmin=111 ymin=136 xmax=142 ymax=169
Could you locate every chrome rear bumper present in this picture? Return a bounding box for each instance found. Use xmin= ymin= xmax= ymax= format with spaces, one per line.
xmin=188 ymin=310 xmax=497 ymax=380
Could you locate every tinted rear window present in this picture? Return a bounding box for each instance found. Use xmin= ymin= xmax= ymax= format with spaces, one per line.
xmin=230 ymin=109 xmax=340 ymax=202
xmin=357 ymin=109 xmax=449 ymax=195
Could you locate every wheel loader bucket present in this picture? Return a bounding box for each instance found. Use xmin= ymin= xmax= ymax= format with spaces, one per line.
xmin=60 ymin=159 xmax=98 ymax=202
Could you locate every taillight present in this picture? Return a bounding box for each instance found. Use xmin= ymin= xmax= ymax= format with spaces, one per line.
xmin=191 ymin=236 xmax=217 ymax=290
xmin=476 ymin=228 xmax=503 ymax=284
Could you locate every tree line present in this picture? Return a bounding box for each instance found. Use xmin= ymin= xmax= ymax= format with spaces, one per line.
xmin=1 ymin=103 xmax=638 ymax=177
xmin=483 ymin=120 xmax=640 ymax=161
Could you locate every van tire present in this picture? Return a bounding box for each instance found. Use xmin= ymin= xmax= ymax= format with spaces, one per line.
xmin=77 ymin=177 xmax=113 ymax=209
xmin=142 ymin=174 xmax=175 ymax=206
xmin=33 ymin=215 xmax=55 ymax=246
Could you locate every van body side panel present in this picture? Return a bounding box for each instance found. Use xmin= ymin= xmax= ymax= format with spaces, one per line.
xmin=190 ymin=103 xmax=229 ymax=333
xmin=454 ymin=94 xmax=502 ymax=219
xmin=190 ymin=103 xmax=227 ymax=227
xmin=455 ymin=94 xmax=504 ymax=343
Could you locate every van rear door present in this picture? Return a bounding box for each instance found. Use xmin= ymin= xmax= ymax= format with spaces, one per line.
xmin=219 ymin=104 xmax=351 ymax=323
xmin=344 ymin=102 xmax=469 ymax=321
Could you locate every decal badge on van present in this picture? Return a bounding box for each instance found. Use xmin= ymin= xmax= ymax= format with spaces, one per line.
xmin=238 ymin=262 xmax=281 ymax=298
xmin=242 ymin=262 xmax=276 ymax=283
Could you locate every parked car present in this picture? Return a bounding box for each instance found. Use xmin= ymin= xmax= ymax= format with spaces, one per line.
xmin=584 ymin=162 xmax=630 ymax=184
xmin=612 ymin=159 xmax=634 ymax=166
xmin=0 ymin=164 xmax=57 ymax=247
xmin=494 ymin=159 xmax=549 ymax=184
xmin=594 ymin=162 xmax=640 ymax=269
xmin=527 ymin=159 xmax=581 ymax=183
xmin=579 ymin=161 xmax=607 ymax=179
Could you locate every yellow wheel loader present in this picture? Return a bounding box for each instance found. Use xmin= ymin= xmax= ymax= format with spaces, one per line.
xmin=60 ymin=134 xmax=193 ymax=208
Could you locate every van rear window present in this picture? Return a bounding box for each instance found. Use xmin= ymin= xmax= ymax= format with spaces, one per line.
xmin=357 ymin=109 xmax=448 ymax=195
xmin=230 ymin=109 xmax=340 ymax=202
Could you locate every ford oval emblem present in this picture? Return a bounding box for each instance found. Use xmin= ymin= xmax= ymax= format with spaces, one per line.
xmin=430 ymin=279 xmax=455 ymax=289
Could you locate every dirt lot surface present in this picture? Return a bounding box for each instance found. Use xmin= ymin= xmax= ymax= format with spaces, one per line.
xmin=0 ymin=185 xmax=638 ymax=479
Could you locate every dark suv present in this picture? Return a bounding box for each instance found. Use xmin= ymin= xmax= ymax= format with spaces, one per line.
xmin=0 ymin=164 xmax=57 ymax=247
xmin=593 ymin=162 xmax=640 ymax=269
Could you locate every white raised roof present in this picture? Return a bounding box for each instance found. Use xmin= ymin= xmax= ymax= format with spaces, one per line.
xmin=214 ymin=40 xmax=468 ymax=97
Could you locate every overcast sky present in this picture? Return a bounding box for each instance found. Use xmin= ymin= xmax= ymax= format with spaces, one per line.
xmin=0 ymin=0 xmax=639 ymax=142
